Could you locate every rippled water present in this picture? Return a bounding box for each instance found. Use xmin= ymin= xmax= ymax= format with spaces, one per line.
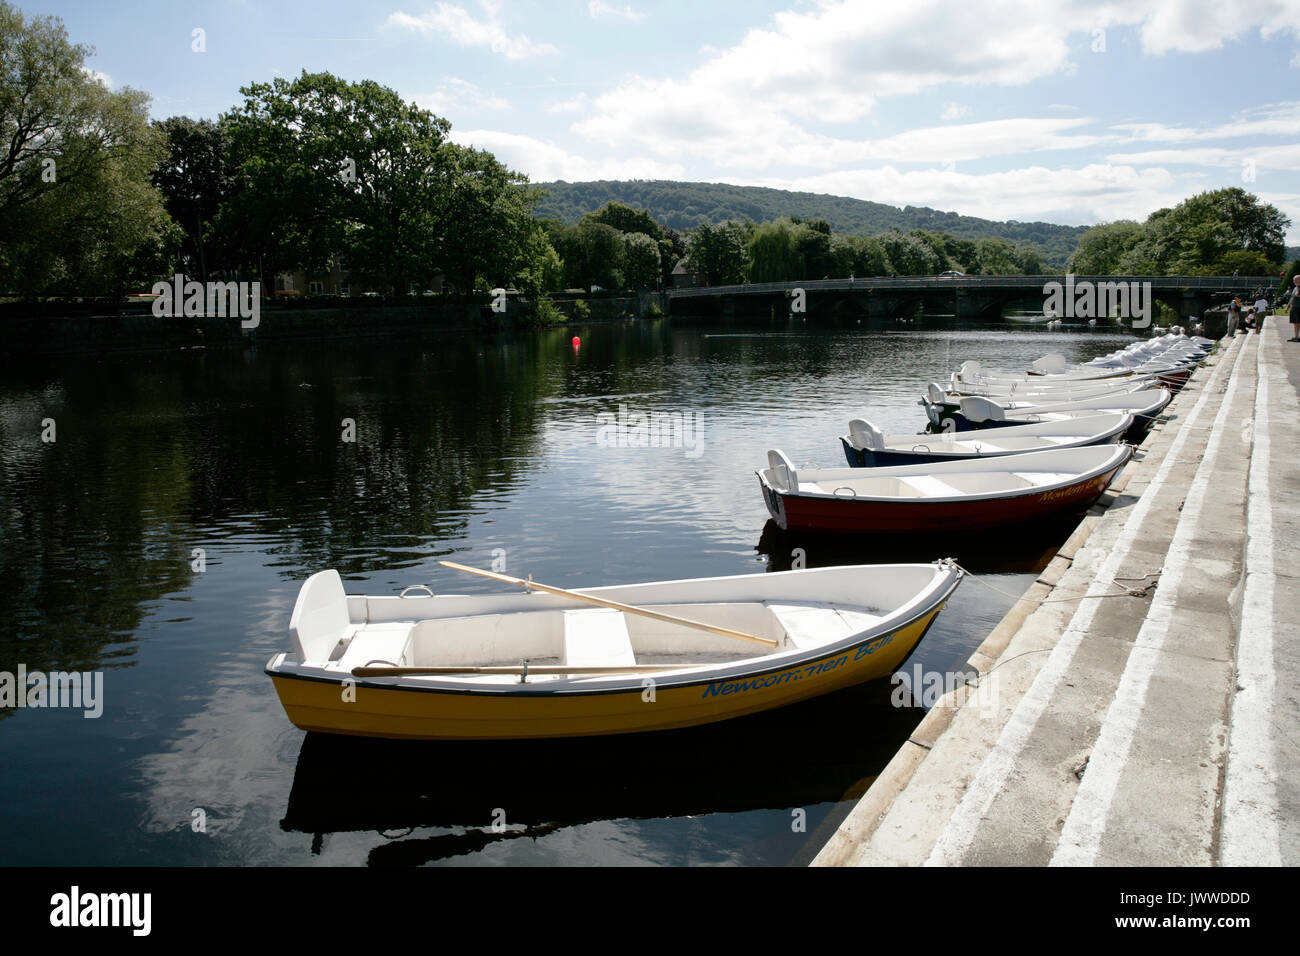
xmin=0 ymin=317 xmax=1134 ymax=865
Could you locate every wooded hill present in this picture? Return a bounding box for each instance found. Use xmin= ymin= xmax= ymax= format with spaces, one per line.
xmin=534 ymin=180 xmax=1088 ymax=269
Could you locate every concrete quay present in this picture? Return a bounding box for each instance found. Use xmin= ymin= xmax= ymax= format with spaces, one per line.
xmin=813 ymin=320 xmax=1299 ymax=867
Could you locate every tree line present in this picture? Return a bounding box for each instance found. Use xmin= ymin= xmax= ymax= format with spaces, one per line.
xmin=1067 ymin=188 xmax=1292 ymax=290
xmin=2 ymin=4 xmax=1291 ymax=304
xmin=534 ymin=179 xmax=1088 ymax=267
xmin=683 ymin=218 xmax=1048 ymax=285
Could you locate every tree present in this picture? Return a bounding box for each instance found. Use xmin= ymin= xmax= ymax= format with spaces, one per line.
xmin=969 ymin=238 xmax=1021 ymax=275
xmin=793 ymin=222 xmax=832 ymax=278
xmin=1014 ymin=244 xmax=1045 ymax=275
xmin=686 ymin=220 xmax=748 ymax=285
xmin=0 ymin=2 xmax=171 ymax=294
xmin=1280 ymin=260 xmax=1299 ymax=298
xmin=1113 ymin=190 xmax=1289 ymax=276
xmin=748 ymin=220 xmax=801 ymax=282
xmin=433 ymin=143 xmax=541 ymax=293
xmin=851 ymin=235 xmax=893 ymax=276
xmin=621 ymin=232 xmax=660 ymax=289
xmin=1067 ymin=221 xmax=1142 ymax=274
xmin=1214 ymin=249 xmax=1274 ymax=277
xmin=512 ymin=223 xmax=563 ymax=297
xmin=220 ymin=71 xmax=462 ymax=293
xmin=151 ymin=116 xmax=233 ymax=278
xmin=881 ymin=231 xmax=940 ymax=275
xmin=585 ymin=202 xmax=664 ymax=242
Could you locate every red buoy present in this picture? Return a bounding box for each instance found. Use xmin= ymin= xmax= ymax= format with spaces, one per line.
xmin=572 ymin=336 xmax=581 ymax=350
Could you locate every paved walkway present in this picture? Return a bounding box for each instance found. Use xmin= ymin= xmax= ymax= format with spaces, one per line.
xmin=813 ymin=322 xmax=1299 ymax=866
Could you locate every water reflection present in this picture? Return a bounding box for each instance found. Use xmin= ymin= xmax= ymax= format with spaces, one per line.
xmin=283 ymin=678 xmax=918 ymax=866
xmin=0 ymin=318 xmax=1135 ymax=863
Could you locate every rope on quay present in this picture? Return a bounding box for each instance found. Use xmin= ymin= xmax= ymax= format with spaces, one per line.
xmin=941 ymin=558 xmax=1161 ymax=605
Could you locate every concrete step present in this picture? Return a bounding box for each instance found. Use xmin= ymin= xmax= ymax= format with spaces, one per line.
xmin=814 ymin=332 xmax=1262 ymax=867
xmin=1220 ymin=320 xmax=1300 ymax=866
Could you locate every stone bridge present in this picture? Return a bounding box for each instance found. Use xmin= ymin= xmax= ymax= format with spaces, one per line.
xmin=665 ymin=274 xmax=1276 ymax=325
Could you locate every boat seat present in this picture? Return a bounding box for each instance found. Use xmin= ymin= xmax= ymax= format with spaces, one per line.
xmin=1012 ymin=471 xmax=1075 ymax=487
xmin=563 ymin=608 xmax=637 ymax=668
xmin=336 ymin=622 xmax=413 ymax=670
xmin=899 ymin=476 xmax=963 ymax=497
xmin=765 ymin=603 xmax=884 ymax=649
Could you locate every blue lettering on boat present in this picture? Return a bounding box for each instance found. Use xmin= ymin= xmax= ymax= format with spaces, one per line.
xmin=701 ymin=655 xmax=850 ymax=699
xmin=854 ymin=634 xmax=894 ymax=659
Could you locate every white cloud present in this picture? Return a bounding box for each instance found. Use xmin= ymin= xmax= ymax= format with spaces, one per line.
xmin=1107 ymin=142 xmax=1300 ymax=171
xmin=568 ymin=0 xmax=1300 ymax=167
xmin=1113 ymin=101 xmax=1300 ymax=143
xmin=941 ymin=102 xmax=970 ymax=121
xmin=449 ymin=129 xmax=686 ymax=181
xmin=745 ymin=162 xmax=1182 ymax=227
xmin=81 ymin=67 xmax=112 ymax=88
xmin=588 ymin=1 xmax=644 ymax=21
xmin=383 ymin=2 xmax=557 ymax=59
xmin=414 ymin=77 xmax=510 ymax=114
xmin=547 ymin=93 xmax=590 ymax=114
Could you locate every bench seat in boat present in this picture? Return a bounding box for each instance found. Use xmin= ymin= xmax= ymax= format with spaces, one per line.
xmin=563 ymin=608 xmax=637 ymax=668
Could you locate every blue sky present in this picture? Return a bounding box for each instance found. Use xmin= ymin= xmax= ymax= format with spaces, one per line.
xmin=27 ymin=0 xmax=1300 ymax=242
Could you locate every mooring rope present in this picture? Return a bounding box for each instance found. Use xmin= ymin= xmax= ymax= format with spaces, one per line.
xmin=940 ymin=557 xmax=1161 ymax=605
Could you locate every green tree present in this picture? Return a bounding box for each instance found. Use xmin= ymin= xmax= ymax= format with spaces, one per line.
xmin=1213 ymin=249 xmax=1274 ymax=277
xmin=794 ymin=222 xmax=832 ymax=278
xmin=686 ymin=220 xmax=749 ymax=285
xmin=748 ymin=220 xmax=801 ymax=282
xmin=513 ymin=223 xmax=563 ymax=298
xmin=621 ymin=231 xmax=660 ymax=289
xmin=151 ymin=116 xmax=233 ymax=278
xmin=585 ymin=201 xmax=665 ymax=241
xmin=553 ymin=219 xmax=625 ymax=290
xmin=0 ymin=2 xmax=172 ymax=294
xmin=434 ymin=143 xmax=541 ymax=293
xmin=1067 ymin=221 xmax=1143 ymax=274
xmin=881 ymin=231 xmax=940 ymax=275
xmin=1014 ymin=244 xmax=1045 ymax=275
xmin=969 ymin=237 xmax=1021 ymax=275
xmin=1279 ymin=260 xmax=1299 ymax=298
xmin=852 ymin=235 xmax=893 ymax=276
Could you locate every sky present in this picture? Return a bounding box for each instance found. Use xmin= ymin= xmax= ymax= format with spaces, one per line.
xmin=25 ymin=0 xmax=1300 ymax=242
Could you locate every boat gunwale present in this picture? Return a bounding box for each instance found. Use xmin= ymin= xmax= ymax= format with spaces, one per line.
xmin=759 ymin=444 xmax=1132 ymax=505
xmin=266 ymin=565 xmax=964 ymax=697
xmin=840 ymin=413 xmax=1132 ymax=459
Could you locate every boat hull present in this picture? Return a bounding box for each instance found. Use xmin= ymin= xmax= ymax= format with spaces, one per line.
xmin=760 ymin=462 xmax=1124 ymax=534
xmin=267 ymin=601 xmax=949 ymax=740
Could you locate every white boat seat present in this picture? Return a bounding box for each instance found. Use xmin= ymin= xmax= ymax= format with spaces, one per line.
xmin=336 ymin=622 xmax=413 ymax=669
xmin=899 ymin=476 xmax=963 ymax=497
xmin=1013 ymin=471 xmax=1075 ymax=487
xmin=765 ymin=603 xmax=884 ymax=649
xmin=563 ymin=608 xmax=637 ymax=668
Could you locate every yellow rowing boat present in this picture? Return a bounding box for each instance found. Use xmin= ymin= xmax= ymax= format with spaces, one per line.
xmin=266 ymin=562 xmax=963 ymax=740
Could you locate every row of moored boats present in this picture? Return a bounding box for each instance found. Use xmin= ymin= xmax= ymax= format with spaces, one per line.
xmin=756 ymin=333 xmax=1212 ymax=534
xmin=267 ymin=333 xmax=1212 ymax=741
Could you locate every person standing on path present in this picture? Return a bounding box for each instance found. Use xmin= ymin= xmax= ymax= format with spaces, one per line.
xmin=1289 ymin=277 xmax=1300 ymax=341
xmin=1255 ymin=292 xmax=1270 ymax=326
xmin=1228 ymin=296 xmax=1242 ymax=337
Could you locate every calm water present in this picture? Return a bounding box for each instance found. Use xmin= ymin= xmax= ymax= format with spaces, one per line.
xmin=0 ymin=317 xmax=1135 ymax=866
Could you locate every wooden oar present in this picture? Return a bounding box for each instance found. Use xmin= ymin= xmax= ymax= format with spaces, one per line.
xmin=437 ymin=560 xmax=779 ymax=648
xmin=351 ymin=664 xmax=697 ymax=677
